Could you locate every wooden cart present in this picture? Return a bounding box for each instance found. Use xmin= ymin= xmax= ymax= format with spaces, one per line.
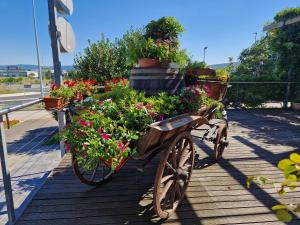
xmin=71 ymin=77 xmax=229 ymax=219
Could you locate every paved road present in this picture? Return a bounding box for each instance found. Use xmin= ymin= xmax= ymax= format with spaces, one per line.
xmin=0 ymin=110 xmax=61 ymax=224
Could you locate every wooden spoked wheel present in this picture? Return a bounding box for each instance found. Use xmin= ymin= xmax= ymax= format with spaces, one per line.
xmin=72 ymin=154 xmax=114 ymax=186
xmin=213 ymin=124 xmax=228 ymax=161
xmin=153 ymin=132 xmax=195 ymax=218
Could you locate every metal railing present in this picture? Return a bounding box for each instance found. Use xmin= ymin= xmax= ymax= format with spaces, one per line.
xmin=0 ymin=99 xmax=66 ymax=225
xmin=227 ymin=81 xmax=300 ymax=108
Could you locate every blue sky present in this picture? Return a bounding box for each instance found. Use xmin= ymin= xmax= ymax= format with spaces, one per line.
xmin=0 ymin=0 xmax=299 ymax=66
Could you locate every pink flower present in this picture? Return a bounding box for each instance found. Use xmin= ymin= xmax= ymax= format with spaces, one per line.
xmin=203 ymin=85 xmax=212 ymax=97
xmin=102 ymin=133 xmax=111 ymax=140
xmin=117 ymin=142 xmax=126 ymax=152
xmin=194 ymin=89 xmax=200 ymax=96
xmin=79 ymin=120 xmax=93 ymax=127
xmin=65 ymin=143 xmax=72 ymax=152
xmin=97 ymin=128 xmax=102 ymax=133
xmin=83 ymin=143 xmax=88 ymax=148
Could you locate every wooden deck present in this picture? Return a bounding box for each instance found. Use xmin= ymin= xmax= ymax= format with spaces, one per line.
xmin=16 ymin=109 xmax=300 ymax=225
xmin=0 ymin=110 xmax=61 ymax=224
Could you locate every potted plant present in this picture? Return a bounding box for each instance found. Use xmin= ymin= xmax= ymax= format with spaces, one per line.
xmin=127 ymin=17 xmax=187 ymax=68
xmin=44 ymin=83 xmax=74 ymax=110
xmin=292 ymin=97 xmax=300 ymax=110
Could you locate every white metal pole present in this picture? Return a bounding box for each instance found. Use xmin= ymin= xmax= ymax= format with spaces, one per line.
xmin=32 ymin=0 xmax=44 ymax=97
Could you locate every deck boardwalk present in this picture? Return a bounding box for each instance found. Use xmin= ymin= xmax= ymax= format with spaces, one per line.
xmin=0 ymin=110 xmax=61 ymax=224
xmin=16 ymin=109 xmax=300 ymax=225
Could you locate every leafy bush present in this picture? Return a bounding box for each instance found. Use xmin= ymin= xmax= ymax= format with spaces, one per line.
xmin=73 ymin=34 xmax=135 ymax=84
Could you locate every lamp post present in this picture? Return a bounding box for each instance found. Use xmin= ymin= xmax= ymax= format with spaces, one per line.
xmin=32 ymin=0 xmax=44 ymax=97
xmin=203 ymin=46 xmax=208 ymax=63
xmin=254 ymin=32 xmax=257 ymax=43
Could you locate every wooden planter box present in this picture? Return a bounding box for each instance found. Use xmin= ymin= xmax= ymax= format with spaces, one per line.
xmin=43 ymin=96 xmax=66 ymax=110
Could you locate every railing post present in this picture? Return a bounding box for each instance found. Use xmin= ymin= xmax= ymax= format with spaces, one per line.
xmin=58 ymin=110 xmax=66 ymax=157
xmin=0 ymin=115 xmax=15 ymax=224
xmin=284 ymin=82 xmax=291 ymax=109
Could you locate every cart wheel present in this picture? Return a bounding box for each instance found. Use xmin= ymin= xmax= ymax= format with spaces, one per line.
xmin=213 ymin=124 xmax=228 ymax=161
xmin=72 ymin=154 xmax=114 ymax=186
xmin=153 ymin=132 xmax=195 ymax=218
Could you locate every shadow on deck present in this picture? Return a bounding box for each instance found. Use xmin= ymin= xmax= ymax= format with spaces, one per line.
xmin=15 ymin=109 xmax=300 ymax=225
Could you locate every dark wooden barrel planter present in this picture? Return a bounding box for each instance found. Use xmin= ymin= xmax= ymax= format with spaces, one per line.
xmin=129 ymin=68 xmax=185 ymax=95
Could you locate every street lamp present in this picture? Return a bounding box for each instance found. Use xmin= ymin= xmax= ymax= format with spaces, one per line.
xmin=32 ymin=0 xmax=44 ymax=97
xmin=203 ymin=47 xmax=208 ymax=63
xmin=254 ymin=32 xmax=257 ymax=43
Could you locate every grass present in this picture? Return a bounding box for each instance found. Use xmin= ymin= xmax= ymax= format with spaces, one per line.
xmin=0 ymin=87 xmax=20 ymax=94
xmin=3 ymin=119 xmax=21 ymax=128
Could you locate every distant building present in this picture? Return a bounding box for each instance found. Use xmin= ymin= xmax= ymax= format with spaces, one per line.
xmin=0 ymin=66 xmax=38 ymax=78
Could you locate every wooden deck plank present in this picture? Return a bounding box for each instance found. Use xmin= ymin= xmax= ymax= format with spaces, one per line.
xmin=16 ymin=109 xmax=300 ymax=225
xmin=0 ymin=110 xmax=61 ymax=224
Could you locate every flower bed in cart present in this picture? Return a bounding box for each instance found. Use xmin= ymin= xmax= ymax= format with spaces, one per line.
xmin=62 ymin=80 xmax=222 ymax=170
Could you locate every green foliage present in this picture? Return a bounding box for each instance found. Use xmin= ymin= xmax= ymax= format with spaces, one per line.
xmin=270 ymin=7 xmax=300 ymax=80
xmin=145 ymin=17 xmax=184 ymax=41
xmin=0 ymin=77 xmax=23 ymax=84
xmin=247 ymin=152 xmax=300 ymax=222
xmin=73 ymin=34 xmax=134 ymax=84
xmin=64 ymin=84 xmax=221 ymax=170
xmin=186 ymin=60 xmax=207 ymax=70
xmin=274 ymin=7 xmax=300 ymax=21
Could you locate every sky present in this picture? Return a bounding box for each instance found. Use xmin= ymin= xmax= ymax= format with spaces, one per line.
xmin=0 ymin=0 xmax=299 ymax=66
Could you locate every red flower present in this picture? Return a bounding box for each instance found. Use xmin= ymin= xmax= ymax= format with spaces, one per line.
xmin=146 ymin=103 xmax=153 ymax=110
xmin=102 ymin=133 xmax=111 ymax=140
xmin=97 ymin=128 xmax=102 ymax=133
xmin=51 ymin=83 xmax=59 ymax=90
xmin=135 ymin=103 xmax=144 ymax=109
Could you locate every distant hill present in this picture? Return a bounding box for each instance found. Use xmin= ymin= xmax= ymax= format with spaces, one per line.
xmin=209 ymin=62 xmax=240 ymax=69
xmin=0 ymin=64 xmax=74 ymax=71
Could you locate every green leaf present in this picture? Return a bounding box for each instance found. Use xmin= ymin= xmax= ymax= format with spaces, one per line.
xmin=287 ymin=174 xmax=297 ymax=182
xmin=278 ymin=188 xmax=286 ymax=196
xmin=290 ymin=153 xmax=300 ymax=163
xmin=272 ymin=205 xmax=287 ymax=211
xmin=278 ymin=159 xmax=294 ymax=170
xmin=257 ymin=176 xmax=267 ymax=186
xmin=276 ymin=209 xmax=292 ymax=222
xmin=246 ymin=176 xmax=255 ymax=189
xmin=284 ymin=165 xmax=298 ymax=177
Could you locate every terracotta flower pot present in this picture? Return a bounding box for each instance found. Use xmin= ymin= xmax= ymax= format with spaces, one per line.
xmin=138 ymin=58 xmax=160 ymax=68
xmin=43 ymin=96 xmax=66 ymax=110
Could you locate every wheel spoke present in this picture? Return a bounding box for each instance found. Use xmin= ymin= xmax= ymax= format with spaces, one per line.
xmin=90 ymin=162 xmax=99 ymax=181
xmin=170 ymin=183 xmax=176 ymax=209
xmin=179 ymin=151 xmax=192 ymax=167
xmin=160 ymin=179 xmax=174 ymax=202
xmin=166 ymin=161 xmax=176 ymax=173
xmin=161 ymin=174 xmax=174 ymax=183
xmin=171 ymin=149 xmax=177 ymax=168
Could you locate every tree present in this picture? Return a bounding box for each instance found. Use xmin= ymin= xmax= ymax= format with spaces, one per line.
xmin=269 ymin=7 xmax=300 ymax=81
xmin=233 ymin=36 xmax=276 ymax=79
